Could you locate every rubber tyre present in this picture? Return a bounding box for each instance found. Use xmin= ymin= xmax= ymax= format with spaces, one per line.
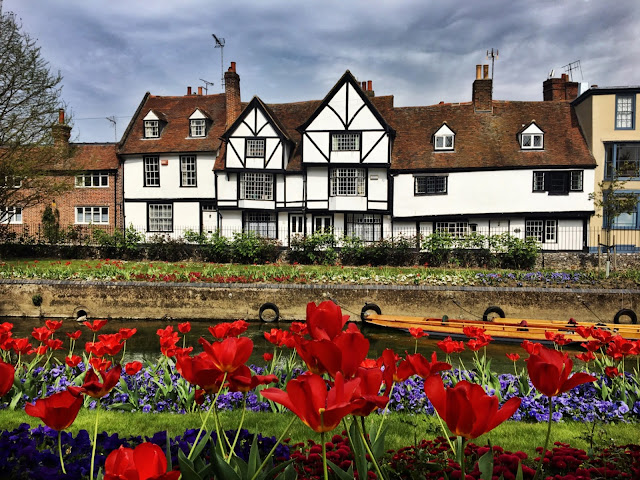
xmin=259 ymin=303 xmax=280 ymax=323
xmin=361 ymin=303 xmax=382 ymax=322
xmin=483 ymin=306 xmax=505 ymax=322
xmin=613 ymin=308 xmax=637 ymax=325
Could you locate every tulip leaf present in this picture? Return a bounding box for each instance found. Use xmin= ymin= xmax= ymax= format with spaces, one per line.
xmin=477 ymin=442 xmax=494 ymax=480
xmin=326 ymin=459 xmax=355 ymax=480
xmin=371 ymin=423 xmax=387 ymax=460
xmin=515 ymin=459 xmax=524 ymax=480
xmin=189 ymin=432 xmax=211 ymax=463
xmin=210 ymin=450 xmax=241 ymax=480
xmin=166 ymin=429 xmax=172 ymax=473
xmin=247 ymin=435 xmax=261 ymax=478
xmin=349 ymin=420 xmax=368 ymax=479
xmin=177 ymin=449 xmax=203 ymax=480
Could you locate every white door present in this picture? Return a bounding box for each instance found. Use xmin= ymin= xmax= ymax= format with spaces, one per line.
xmin=290 ymin=214 xmax=304 ymax=238
xmin=314 ymin=216 xmax=332 ymax=233
xmin=202 ymin=205 xmax=217 ymax=234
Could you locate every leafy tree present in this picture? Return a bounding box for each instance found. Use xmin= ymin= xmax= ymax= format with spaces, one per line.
xmin=0 ymin=10 xmax=74 ymax=234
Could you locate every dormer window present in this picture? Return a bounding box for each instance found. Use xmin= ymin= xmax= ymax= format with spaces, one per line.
xmin=247 ymin=139 xmax=265 ymax=157
xmin=520 ymin=122 xmax=544 ymax=150
xmin=189 ymin=109 xmax=209 ymax=137
xmin=331 ymin=132 xmax=360 ymax=151
xmin=433 ymin=124 xmax=455 ymax=151
xmin=143 ymin=111 xmax=163 ymax=139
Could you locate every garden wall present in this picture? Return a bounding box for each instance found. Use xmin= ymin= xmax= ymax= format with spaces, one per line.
xmin=1 ymin=279 xmax=638 ymax=325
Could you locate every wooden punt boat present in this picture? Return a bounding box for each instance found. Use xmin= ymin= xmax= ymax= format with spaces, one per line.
xmin=359 ymin=303 xmax=640 ymax=344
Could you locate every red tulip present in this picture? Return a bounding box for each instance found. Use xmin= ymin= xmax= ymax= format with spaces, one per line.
xmin=118 ymin=328 xmax=137 ymax=340
xmin=605 ymin=366 xmax=622 ymax=378
xmin=526 ymin=345 xmax=597 ymax=397
xmin=263 ymin=352 xmax=274 ymax=362
xmin=104 ymin=442 xmax=180 ymax=480
xmin=462 ymin=326 xmax=486 ymax=338
xmin=405 ymin=351 xmax=451 ymax=379
xmin=606 ymin=335 xmax=635 ymax=360
xmin=306 ymin=301 xmax=350 ymax=341
xmin=46 ymin=338 xmax=64 ymax=351
xmin=65 ymin=355 xmax=82 ymax=368
xmin=83 ymin=319 xmax=108 ymax=332
xmin=96 ymin=334 xmax=124 ymax=356
xmin=226 ymin=365 xmax=278 ymax=393
xmin=289 ymin=322 xmax=308 ymax=336
xmin=11 ymin=338 xmax=31 ymax=355
xmin=200 ymin=336 xmax=253 ymax=373
xmin=575 ymin=351 xmax=595 ymax=363
xmin=377 ymin=349 xmax=414 ymax=386
xmin=177 ymin=322 xmax=191 ymax=334
xmin=85 ymin=341 xmax=107 ymax=357
xmin=45 ymin=320 xmax=63 ymax=331
xmin=575 ymin=326 xmax=592 ymax=339
xmin=264 ymin=328 xmax=295 ymax=348
xmin=157 ymin=326 xmax=180 ymax=357
xmin=125 ymin=361 xmax=143 ymax=375
xmin=409 ymin=328 xmax=427 ymax=339
xmin=25 ymin=390 xmax=83 ymax=431
xmin=208 ymin=320 xmax=249 ymax=339
xmin=70 ymin=365 xmax=122 ymax=399
xmin=424 ymin=376 xmax=521 ymax=440
xmin=89 ymin=357 xmax=112 ymax=372
xmin=175 ymin=351 xmax=225 ymax=394
xmin=591 ymin=328 xmax=612 ymax=343
xmin=261 ymin=372 xmax=361 ymax=433
xmin=35 ymin=345 xmax=48 ymax=355
xmin=66 ymin=330 xmax=82 ymax=340
xmin=0 ymin=359 xmax=14 ymax=397
xmin=351 ymin=367 xmax=389 ymax=416
xmin=581 ymin=340 xmax=602 ymax=352
xmin=544 ymin=331 xmax=572 ymax=346
xmin=467 ymin=336 xmax=491 ymax=351
xmin=506 ymin=353 xmax=520 ymax=362
xmin=437 ymin=337 xmax=465 ymax=354
xmin=32 ymin=326 xmax=52 ymax=343
xmin=521 ymin=340 xmax=542 ymax=355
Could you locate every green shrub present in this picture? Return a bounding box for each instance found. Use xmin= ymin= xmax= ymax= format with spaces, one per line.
xmin=184 ymin=230 xmax=231 ymax=263
xmin=145 ymin=235 xmax=190 ymax=261
xmin=231 ymin=231 xmax=280 ymax=264
xmin=41 ymin=205 xmax=62 ymax=244
xmin=340 ymin=235 xmax=368 ymax=265
xmin=490 ymin=233 xmax=540 ymax=269
xmin=288 ymin=231 xmax=337 ymax=264
xmin=421 ymin=231 xmax=455 ymax=266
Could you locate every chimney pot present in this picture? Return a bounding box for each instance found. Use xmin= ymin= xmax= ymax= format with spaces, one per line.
xmin=187 ymin=86 xmax=192 ymax=95
xmin=561 ymin=73 xmax=569 ymax=81
xmin=58 ymin=109 xmax=65 ymax=124
xmin=198 ymin=86 xmax=203 ymax=95
xmin=367 ymin=80 xmax=372 ymax=91
xmin=476 ymin=65 xmax=482 ymax=79
xmin=229 ymin=61 xmax=236 ymax=72
xmin=483 ymin=65 xmax=489 ymax=79
xmin=362 ymin=81 xmax=366 ymax=90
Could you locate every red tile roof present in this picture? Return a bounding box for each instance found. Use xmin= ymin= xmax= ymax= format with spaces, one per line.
xmin=119 ymin=93 xmax=227 ymax=155
xmin=68 ymin=143 xmax=119 ymax=170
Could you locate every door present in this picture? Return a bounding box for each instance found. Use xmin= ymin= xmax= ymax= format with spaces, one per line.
xmin=201 ymin=204 xmax=217 ymax=234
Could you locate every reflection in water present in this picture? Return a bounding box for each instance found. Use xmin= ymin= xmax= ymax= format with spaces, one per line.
xmin=5 ymin=317 xmax=582 ymax=373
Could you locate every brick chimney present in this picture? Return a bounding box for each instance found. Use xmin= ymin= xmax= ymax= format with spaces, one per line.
xmin=472 ymin=64 xmax=492 ymax=113
xmin=52 ymin=109 xmax=71 ymax=148
xmin=225 ymin=61 xmax=241 ymax=128
xmin=543 ymin=73 xmax=579 ymax=101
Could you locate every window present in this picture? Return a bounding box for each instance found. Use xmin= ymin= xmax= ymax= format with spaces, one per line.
xmin=76 ymin=206 xmax=109 ymax=224
xmin=521 ymin=133 xmax=543 ymax=149
xmin=435 ymin=221 xmax=469 ymax=237
xmin=240 ymin=173 xmax=273 ymax=200
xmin=290 ymin=215 xmax=304 ymax=235
xmin=149 ymin=204 xmax=172 ymax=232
xmin=245 ymin=212 xmax=276 ymax=238
xmin=246 ymin=139 xmax=265 ymax=158
xmin=0 ymin=207 xmax=22 ymax=224
xmin=526 ymin=220 xmax=557 ymax=243
xmin=75 ymin=172 xmax=109 ymax=188
xmin=180 ymin=156 xmax=197 ymax=187
xmin=346 ymin=214 xmax=381 ymax=242
xmin=605 ymin=143 xmax=640 ymax=179
xmin=144 ymin=156 xmax=160 ymax=187
xmin=190 ymin=119 xmax=206 ymax=137
xmin=616 ymin=95 xmax=635 ymax=130
xmin=331 ymin=133 xmax=360 ymax=151
xmin=330 ymin=168 xmax=365 ymax=196
xmin=532 ymin=171 xmax=582 ymax=194
xmin=435 ymin=134 xmax=454 ymax=150
xmin=144 ymin=120 xmax=159 ymax=138
xmin=0 ymin=176 xmax=22 ymax=188
xmin=415 ymin=176 xmax=447 ymax=195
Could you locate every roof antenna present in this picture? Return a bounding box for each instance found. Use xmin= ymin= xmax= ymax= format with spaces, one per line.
xmin=106 ymin=116 xmax=117 ymax=142
xmin=212 ymin=34 xmax=225 ymax=91
xmin=486 ymin=48 xmax=499 ymax=79
xmin=199 ymin=78 xmax=214 ymax=95
xmin=562 ymin=60 xmax=582 ymax=81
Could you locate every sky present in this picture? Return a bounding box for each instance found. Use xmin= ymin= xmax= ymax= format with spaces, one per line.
xmin=4 ymin=0 xmax=640 ymax=143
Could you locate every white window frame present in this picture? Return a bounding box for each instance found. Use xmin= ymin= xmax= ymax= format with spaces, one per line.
xmin=180 ymin=155 xmax=197 ymax=187
xmin=149 ymin=204 xmax=172 ymax=232
xmin=330 ymin=168 xmax=365 ymax=196
xmin=414 ymin=175 xmax=447 ymax=195
xmin=246 ymin=139 xmax=265 ymax=158
xmin=75 ymin=172 xmax=109 ymax=188
xmin=144 ymin=156 xmax=160 ymax=187
xmin=435 ymin=221 xmax=469 ymax=237
xmin=525 ymin=219 xmax=557 ymax=243
xmin=290 ymin=214 xmax=304 ymax=235
xmin=346 ymin=214 xmax=382 ymax=242
xmin=616 ymin=95 xmax=634 ymax=130
xmin=331 ymin=133 xmax=360 ymax=151
xmin=533 ymin=171 xmax=545 ymax=192
xmin=144 ymin=120 xmax=159 ymax=138
xmin=521 ymin=133 xmax=543 ymax=149
xmin=190 ymin=119 xmax=206 ymax=137
xmin=240 ymin=172 xmax=273 ymax=200
xmin=244 ymin=211 xmax=277 ymax=239
xmin=570 ymin=171 xmax=583 ymax=191
xmin=434 ymin=134 xmax=454 ymax=150
xmin=75 ymin=206 xmax=109 ymax=225
xmin=0 ymin=207 xmax=22 ymax=224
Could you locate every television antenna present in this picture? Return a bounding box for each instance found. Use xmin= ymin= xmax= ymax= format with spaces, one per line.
xmin=562 ymin=60 xmax=583 ymax=81
xmin=199 ymin=78 xmax=214 ymax=95
xmin=212 ymin=34 xmax=225 ymax=90
xmin=105 ymin=116 xmax=117 ymax=142
xmin=486 ymin=48 xmax=499 ymax=79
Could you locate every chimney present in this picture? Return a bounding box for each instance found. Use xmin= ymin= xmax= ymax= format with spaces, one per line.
xmin=543 ymin=73 xmax=579 ymax=101
xmin=472 ymin=64 xmax=492 ymax=112
xmin=224 ymin=61 xmax=241 ymax=128
xmin=198 ymin=86 xmax=203 ymax=95
xmin=52 ymin=108 xmax=71 ymax=148
xmin=187 ymin=86 xmax=192 ymax=95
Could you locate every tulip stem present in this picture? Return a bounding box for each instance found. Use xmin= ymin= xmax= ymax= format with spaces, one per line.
xmin=90 ymin=401 xmax=100 ymax=480
xmin=226 ymin=395 xmax=247 ymax=462
xmin=433 ymin=409 xmax=456 ymax=457
xmin=355 ymin=415 xmax=386 ymax=480
xmin=57 ymin=430 xmax=66 ymax=475
xmin=321 ymin=430 xmax=329 ymax=480
xmin=250 ymin=415 xmax=296 ymax=480
xmin=376 ymin=382 xmax=395 ymax=439
xmin=189 ymin=372 xmax=227 ymax=460
xmin=533 ymin=398 xmax=553 ymax=480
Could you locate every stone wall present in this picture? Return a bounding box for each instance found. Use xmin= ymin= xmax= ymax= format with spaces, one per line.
xmin=537 ymin=251 xmax=640 ymax=270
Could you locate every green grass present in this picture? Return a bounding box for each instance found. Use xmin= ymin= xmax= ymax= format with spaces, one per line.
xmin=2 ymin=409 xmax=636 ymax=456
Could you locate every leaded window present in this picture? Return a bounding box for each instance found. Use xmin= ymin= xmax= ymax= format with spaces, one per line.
xmin=346 ymin=214 xmax=382 ymax=242
xmin=149 ymin=204 xmax=172 ymax=232
xmin=180 ymin=155 xmax=197 ymax=187
xmin=330 ymin=168 xmax=365 ymax=196
xmin=245 ymin=212 xmax=276 ymax=238
xmin=240 ymin=173 xmax=273 ymax=200
xmin=525 ymin=219 xmax=557 ymax=243
xmin=415 ymin=176 xmax=447 ymax=195
xmin=190 ymin=119 xmax=206 ymax=137
xmin=247 ymin=139 xmax=265 ymax=158
xmin=331 ymin=133 xmax=360 ymax=151
xmin=144 ymin=120 xmax=159 ymax=138
xmin=0 ymin=207 xmax=22 ymax=224
xmin=435 ymin=221 xmax=469 ymax=237
xmin=144 ymin=156 xmax=160 ymax=186
xmin=616 ymin=95 xmax=635 ymax=129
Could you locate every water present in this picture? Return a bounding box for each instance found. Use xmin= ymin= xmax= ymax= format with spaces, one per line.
xmin=3 ymin=316 xmax=545 ymax=372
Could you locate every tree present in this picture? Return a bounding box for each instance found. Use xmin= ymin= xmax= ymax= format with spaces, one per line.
xmin=589 ymin=175 xmax=639 ymax=274
xmin=0 ymin=10 xmax=74 ymax=234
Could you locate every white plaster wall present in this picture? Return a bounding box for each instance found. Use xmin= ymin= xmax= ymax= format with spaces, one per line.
xmin=306 ymin=168 xmax=328 ymax=200
xmin=227 ymin=139 xmax=245 ymax=168
xmin=123 ymin=202 xmax=147 ymax=230
xmin=173 ymin=202 xmax=200 ymax=231
xmin=216 ymin=172 xmax=238 ymax=202
xmin=123 ymin=154 xmax=216 ymax=200
xmin=361 ymin=134 xmax=389 ymax=164
xmin=393 ymin=169 xmax=595 ymax=217
xmin=286 ymin=175 xmax=304 ymax=204
xmin=330 ymin=151 xmax=361 ymax=163
xmin=303 ymin=133 xmax=329 ymax=163
xmin=393 ymin=221 xmax=417 ymax=237
xmin=329 ymin=196 xmax=367 ymax=211
xmin=367 ymin=168 xmax=388 ymax=201
xmin=219 ymin=210 xmax=242 ymax=238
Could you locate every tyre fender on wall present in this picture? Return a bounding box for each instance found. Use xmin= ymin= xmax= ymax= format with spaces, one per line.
xmin=361 ymin=303 xmax=382 ymax=322
xmin=259 ymin=303 xmax=280 ymax=323
xmin=482 ymin=306 xmax=505 ymax=322
xmin=613 ymin=308 xmax=638 ymax=325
